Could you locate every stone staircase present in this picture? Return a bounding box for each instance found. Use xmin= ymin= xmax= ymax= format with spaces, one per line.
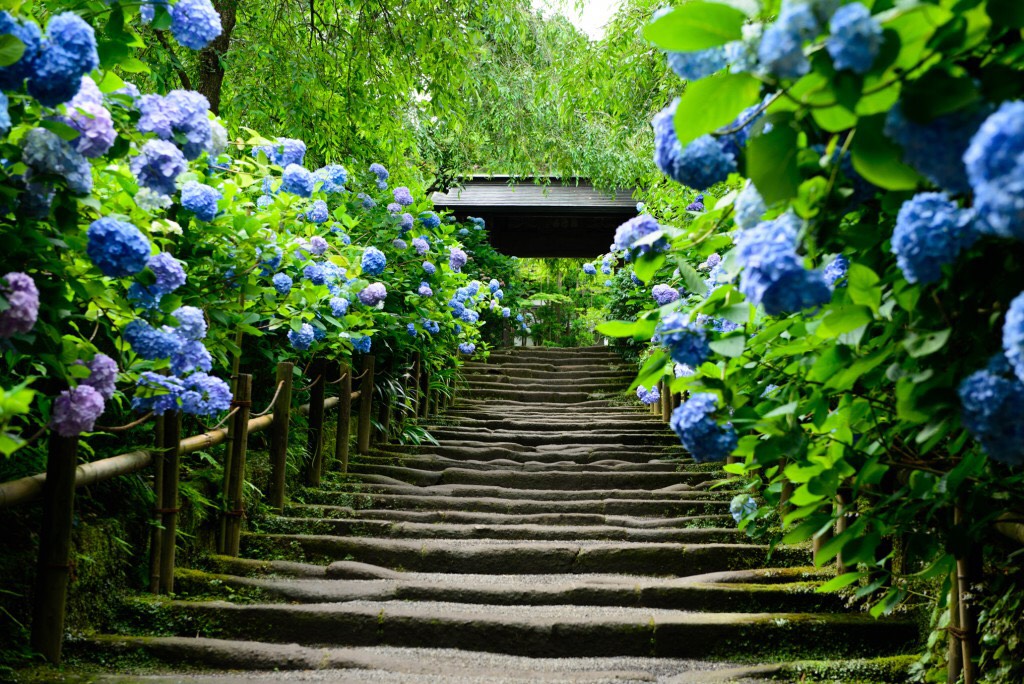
xmin=87 ymin=345 xmax=919 ymax=683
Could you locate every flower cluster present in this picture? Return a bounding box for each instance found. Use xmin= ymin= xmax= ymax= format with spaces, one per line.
xmin=670 ymin=393 xmax=737 ymax=463
xmin=958 ymin=368 xmax=1024 ymax=466
xmin=656 ymin=312 xmax=710 ymax=367
xmin=890 ymin=193 xmax=976 ymax=285
xmin=0 ymin=272 xmax=40 ymax=338
xmin=652 ymin=284 xmax=680 ymax=306
xmin=964 ymin=101 xmax=1024 ymax=240
xmin=636 ymin=384 xmax=661 ymax=405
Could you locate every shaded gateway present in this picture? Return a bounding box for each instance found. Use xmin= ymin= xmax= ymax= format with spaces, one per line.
xmin=431 ymin=176 xmax=637 ymax=258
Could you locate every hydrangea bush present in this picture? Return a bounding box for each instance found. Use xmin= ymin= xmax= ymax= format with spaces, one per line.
xmin=596 ymin=1 xmax=1024 ymax=674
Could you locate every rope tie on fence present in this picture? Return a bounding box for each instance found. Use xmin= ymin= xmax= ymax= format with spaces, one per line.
xmin=223 ymin=508 xmax=245 ymax=518
xmin=153 ymin=507 xmax=180 ymax=514
xmin=326 ymin=371 xmax=349 ymax=385
xmin=95 ymin=412 xmax=154 ymax=432
xmin=196 ymin=406 xmax=240 ymax=432
xmin=352 ymin=369 xmax=369 ymax=380
xmin=295 ymin=374 xmax=323 ymax=392
xmin=230 ymin=399 xmax=252 ymax=407
xmin=251 ymin=381 xmax=285 ymax=417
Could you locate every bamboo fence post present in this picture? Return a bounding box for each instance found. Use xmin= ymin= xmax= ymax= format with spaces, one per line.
xmin=158 ymin=411 xmax=181 ymax=594
xmin=30 ymin=432 xmax=79 ymax=663
xmin=955 ymin=501 xmax=980 ymax=684
xmin=812 ymin=505 xmax=833 ymax=564
xmin=305 ymin=359 xmax=327 ymax=487
xmin=411 ymin=352 xmax=421 ymax=416
xmin=947 ymin=564 xmax=964 ymax=684
xmin=660 ymin=380 xmax=671 ymax=422
xmin=223 ymin=374 xmax=252 ymax=557
xmin=268 ymin=361 xmax=294 ymax=511
xmin=357 ymin=355 xmax=375 ymax=455
xmin=148 ymin=417 xmax=165 ymax=594
xmin=420 ymin=366 xmax=432 ymax=419
xmin=335 ymin=361 xmax=352 ymax=474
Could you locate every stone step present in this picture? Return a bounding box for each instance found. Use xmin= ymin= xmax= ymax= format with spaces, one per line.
xmin=240 ymin=535 xmax=808 ymax=576
xmin=427 ymin=428 xmax=681 ymax=447
xmin=323 ymin=481 xmax=725 ymax=502
xmin=117 ymin=600 xmax=917 ymax=660
xmin=391 ymin=444 xmax=688 ymax=464
xmin=285 ymin=506 xmax=734 ymax=529
xmin=298 ymin=491 xmax=729 ymax=516
xmin=433 ymin=418 xmax=663 ymax=432
xmin=462 ymin=362 xmax=629 ymax=373
xmin=464 ymin=379 xmax=631 ymax=392
xmin=452 ymin=400 xmax=648 ymax=413
xmin=173 ymin=567 xmax=845 ymax=613
xmin=261 ymin=517 xmax=744 ymax=544
xmin=361 ymin=451 xmax=691 ymax=472
xmin=344 ymin=465 xmax=710 ymax=490
xmin=460 ymin=389 xmax=619 ymax=403
xmin=462 ymin=366 xmax=635 ymax=380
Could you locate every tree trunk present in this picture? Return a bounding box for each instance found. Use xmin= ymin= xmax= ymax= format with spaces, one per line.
xmin=196 ymin=0 xmax=240 ymax=114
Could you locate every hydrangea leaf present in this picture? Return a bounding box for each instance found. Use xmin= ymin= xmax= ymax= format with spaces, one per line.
xmin=987 ymin=0 xmax=1024 ymax=28
xmin=672 ymin=72 xmax=762 ymax=147
xmin=0 ymin=34 xmax=25 ymax=68
xmin=596 ymin=318 xmax=656 ymax=340
xmin=642 ymin=2 xmax=747 ymax=52
xmin=709 ymin=334 xmax=745 ymax=357
xmin=851 ymin=114 xmax=922 ymax=190
xmin=633 ymin=251 xmax=666 ymax=284
xmin=902 ymin=329 xmax=951 ymax=358
xmin=816 ymin=571 xmax=866 ymax=593
xmin=747 ymin=124 xmax=801 ymax=204
xmin=675 ymin=260 xmax=707 ymax=297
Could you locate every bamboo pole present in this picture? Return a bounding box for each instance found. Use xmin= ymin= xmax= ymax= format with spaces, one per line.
xmin=955 ymin=502 xmax=980 ymax=684
xmin=30 ymin=433 xmax=79 ymax=663
xmin=357 ymin=355 xmax=375 ymax=455
xmin=305 ymin=359 xmax=327 ymax=487
xmin=947 ymin=565 xmax=964 ymax=684
xmin=419 ymin=366 xmax=431 ymax=419
xmin=268 ymin=362 xmax=294 ymax=511
xmin=158 ymin=412 xmax=181 ymax=594
xmin=222 ymin=374 xmax=252 ymax=557
xmin=335 ymin=362 xmax=352 ymax=474
xmin=660 ymin=380 xmax=671 ymax=422
xmin=148 ymin=417 xmax=165 ymax=594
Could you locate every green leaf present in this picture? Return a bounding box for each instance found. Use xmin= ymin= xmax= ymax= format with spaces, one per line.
xmin=672 ymin=72 xmax=762 ymax=147
xmin=642 ymin=2 xmax=747 ymax=51
xmin=902 ymin=329 xmax=951 ymax=358
xmin=0 ymin=34 xmax=26 ymax=68
xmin=816 ymin=572 xmax=865 ymax=593
xmin=817 ymin=305 xmax=873 ymax=339
xmin=709 ymin=334 xmax=745 ymax=358
xmin=633 ymin=251 xmax=666 ymax=284
xmin=851 ymin=114 xmax=923 ymax=190
xmin=40 ymin=120 xmax=81 ymax=142
xmin=118 ymin=57 xmax=151 ymax=74
xmin=677 ymin=261 xmax=708 ymax=297
xmin=747 ymin=124 xmax=801 ymax=204
xmin=847 ymin=263 xmax=881 ymax=313
xmin=597 ymin=318 xmax=657 ymax=340
xmin=764 ymin=401 xmax=798 ymax=418
xmin=811 ymin=105 xmax=857 ymax=133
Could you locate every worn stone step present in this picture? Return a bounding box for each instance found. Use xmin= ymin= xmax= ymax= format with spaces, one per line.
xmin=428 ymin=429 xmax=680 ymax=447
xmin=462 ymin=362 xmax=629 ymax=374
xmin=392 ymin=445 xmax=687 ymax=464
xmin=344 ymin=465 xmax=709 ymax=490
xmin=463 ymin=366 xmax=635 ymax=380
xmin=174 ymin=567 xmax=844 ymax=614
xmin=361 ymin=451 xmax=690 ymax=472
xmin=286 ymin=505 xmax=734 ymax=529
xmin=464 ymin=381 xmax=630 ymax=394
xmin=324 ymin=481 xmax=724 ymax=502
xmin=433 ymin=418 xmax=664 ymax=432
xmin=120 ymin=600 xmax=917 ymax=660
xmin=460 ymin=389 xmax=620 ymax=403
xmin=261 ymin=517 xmax=744 ymax=544
xmin=299 ymin=491 xmax=729 ymax=517
xmin=240 ymin=535 xmax=807 ymax=576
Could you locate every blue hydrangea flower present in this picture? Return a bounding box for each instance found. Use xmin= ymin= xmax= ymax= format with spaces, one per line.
xmin=393 ymin=186 xmax=414 ymax=206
xmin=369 ymin=162 xmax=389 ymax=180
xmin=172 ymin=305 xmax=207 ymax=340
xmin=303 ymin=263 xmax=327 ymax=285
xmin=131 ymin=139 xmax=187 ymax=197
xmin=288 ymin=323 xmax=315 ymax=351
xmin=80 ymin=353 xmax=118 ymax=400
xmin=419 ymin=211 xmax=441 ymax=229
xmin=637 ymin=384 xmax=661 ymax=406
xmin=181 ymin=180 xmax=221 ymax=222
xmin=170 ymin=339 xmax=212 ymax=375
xmin=356 ymin=192 xmax=375 ymax=209
xmin=666 ymin=47 xmax=727 ymax=81
xmin=735 ymin=212 xmax=833 ymax=314
xmin=375 ymin=179 xmax=388 ymax=191
xmin=313 ymin=164 xmax=347 ymax=192
xmin=22 ymin=127 xmax=92 ymax=195
xmin=256 ymin=194 xmax=274 ymax=209
xmin=757 ymin=2 xmax=820 ymax=80
xmin=329 ymin=297 xmax=349 ymax=317
xmin=132 ymin=371 xmax=185 ymax=415
xmin=699 ymin=253 xmax=722 ymax=271
xmin=418 ymin=282 xmax=433 ymax=297
xmin=27 ymin=13 xmax=99 ymax=107
xmin=148 ymin=252 xmax=187 ymax=294
xmin=670 ymin=393 xmax=738 ymax=463
xmin=423 ymin=261 xmax=437 ymax=275
xmin=449 ymin=248 xmax=467 ymax=272
xmin=87 ymin=218 xmax=151 ymax=277
xmin=1003 ymin=292 xmax=1024 ymax=385
xmin=254 ymin=138 xmax=306 ymax=167
xmin=964 ymin=101 xmax=1024 ymax=239
xmin=686 ymin=194 xmax=706 ymax=212
xmin=494 ymin=289 xmax=504 ymax=300
xmin=170 ymin=0 xmax=223 ymax=50
xmin=600 ymin=259 xmax=612 ymax=275
xmin=611 ymin=215 xmax=665 ymax=257
xmin=469 ymin=217 xmax=486 ymax=229
xmin=137 ymin=90 xmax=212 ymax=160
xmin=361 ymin=246 xmax=386 ymax=276
xmin=406 ymin=322 xmax=418 ymax=337
xmin=824 ymin=254 xmax=849 ymax=288
xmin=657 ymin=312 xmax=711 ymax=366
xmin=398 ymin=213 xmax=414 ymax=233
xmin=826 ymin=3 xmax=881 ymax=74
xmin=124 ymin=319 xmax=182 ymax=360
xmin=460 ymin=309 xmax=480 ymax=324
xmin=306 ymin=199 xmax=329 ymax=224
xmin=272 ymin=272 xmax=292 ymax=295
xmin=501 ymin=307 xmax=510 ymax=318
xmin=652 ymin=284 xmax=680 ymax=305
xmin=958 ymin=368 xmax=1024 ymax=466
xmin=64 ymin=88 xmax=115 ymax=158
xmin=281 ymin=164 xmax=314 ymax=197
xmin=583 ymin=263 xmax=597 ymax=275
xmin=393 ymin=238 xmax=407 ymax=250
xmin=884 ymin=106 xmax=988 ymax=195
xmin=459 ymin=342 xmax=476 ymax=355
xmin=413 ymin=237 xmax=430 ymax=255
xmin=358 ymin=282 xmax=387 ymax=306
xmin=179 ymin=372 xmax=232 ymax=416
xmin=309 ymin=236 xmax=329 ymax=255
xmin=0 ymin=272 xmax=39 ymax=338
xmin=423 ymin=319 xmax=440 ymax=334
xmin=0 ymin=11 xmax=42 ymax=91
xmin=730 ymin=494 xmax=757 ymax=523
xmin=891 ymin=192 xmax=977 ymax=284
xmin=653 ymin=100 xmax=736 ymax=190
xmin=353 ymin=335 xmax=372 ymax=353
xmin=734 ymin=181 xmax=766 ymax=229
xmin=387 ymin=202 xmax=402 ymax=214
xmin=0 ymin=92 xmax=9 ymax=135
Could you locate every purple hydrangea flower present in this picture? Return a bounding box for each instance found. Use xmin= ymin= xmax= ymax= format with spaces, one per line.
xmin=652 ymin=284 xmax=681 ymax=305
xmin=370 ymin=163 xmax=389 ymax=180
xmin=393 ymin=238 xmax=407 ymax=250
xmin=87 ymin=218 xmax=151 ymax=277
xmin=1003 ymin=292 xmax=1024 ymax=385
xmin=22 ymin=127 xmax=92 ymax=195
xmin=124 ymin=319 xmax=182 ymax=360
xmin=826 ymin=3 xmax=882 ymax=74
xmin=699 ymin=253 xmax=722 ymax=271
xmin=670 ymin=393 xmax=738 ymax=463
xmin=0 ymin=272 xmax=40 ymax=338
xmin=358 ymin=282 xmax=387 ymax=306
xmin=181 ymin=180 xmax=221 ymax=222
xmin=172 ymin=305 xmax=207 ymax=340
xmin=27 ymin=13 xmax=99 ymax=107
xmin=64 ymin=92 xmax=116 ymax=158
xmin=137 ymin=90 xmax=212 ymax=160
xmin=170 ymin=0 xmax=223 ymax=50
xmin=387 ymin=202 xmax=402 ymax=214
xmin=357 ymin=192 xmax=375 ymax=209
xmin=958 ymin=368 xmax=1024 ymax=466
xmin=147 ymin=252 xmax=187 ymax=295
xmin=393 ymin=186 xmax=414 ymax=206
xmin=281 ymin=164 xmax=314 ymax=197
xmin=686 ymin=193 xmax=705 ymax=212
xmin=891 ymin=193 xmax=976 ymax=284
xmin=657 ymin=312 xmax=711 ymax=367
xmin=361 ymin=246 xmax=387 ymax=276
xmin=612 ymin=214 xmax=663 ymax=254
xmin=131 ymin=140 xmax=187 ymax=197
xmin=81 ymin=353 xmax=117 ymax=400
xmin=448 ymin=247 xmax=467 ymax=272
xmin=170 ymin=339 xmax=212 ymax=375
xmin=132 ymin=372 xmax=184 ymax=415
xmin=51 ymin=385 xmax=105 ymax=437
xmin=412 ymin=237 xmax=430 ymax=255
xmin=399 ymin=213 xmax=414 ymax=232
xmin=305 ymin=236 xmax=327 ymax=256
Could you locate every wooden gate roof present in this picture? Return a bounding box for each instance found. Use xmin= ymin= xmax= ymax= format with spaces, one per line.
xmin=430 ymin=176 xmax=637 ymax=258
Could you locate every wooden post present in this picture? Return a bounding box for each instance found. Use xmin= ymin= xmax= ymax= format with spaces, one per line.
xmin=268 ymin=362 xmax=294 ymax=511
xmin=835 ymin=490 xmax=849 ymax=575
xmin=955 ymin=502 xmax=980 ymax=684
xmin=660 ymin=380 xmax=671 ymax=422
xmin=411 ymin=353 xmax=421 ymax=416
xmin=813 ymin=505 xmax=833 ymax=565
xmin=148 ymin=417 xmax=165 ymax=594
xmin=223 ymin=374 xmax=252 ymax=557
xmin=30 ymin=433 xmax=79 ymax=663
xmin=673 ymin=392 xmax=682 ymax=411
xmin=335 ymin=361 xmax=352 ymax=474
xmin=947 ymin=565 xmax=964 ymax=684
xmin=779 ymin=457 xmax=793 ymax=518
xmin=420 ymin=367 xmax=432 ymax=419
xmin=304 ymin=359 xmax=327 ymax=487
xmin=357 ymin=355 xmax=375 ymax=455
xmin=158 ymin=412 xmax=181 ymax=594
